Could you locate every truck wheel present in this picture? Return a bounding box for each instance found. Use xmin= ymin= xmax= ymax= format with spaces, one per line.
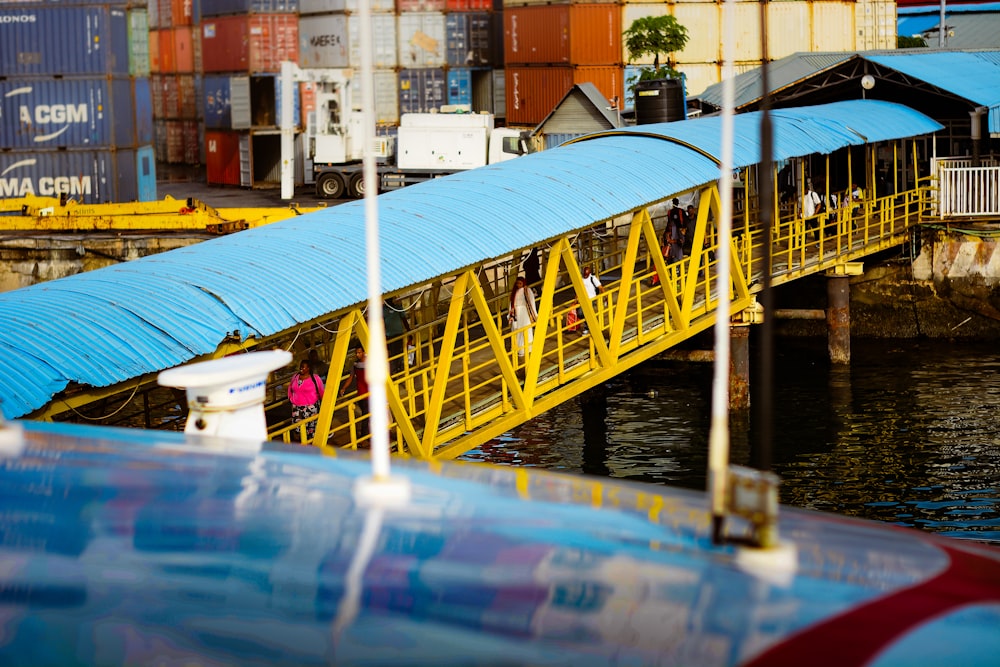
xmin=316 ymin=173 xmax=345 ymax=199
xmin=349 ymin=172 xmax=368 ymax=199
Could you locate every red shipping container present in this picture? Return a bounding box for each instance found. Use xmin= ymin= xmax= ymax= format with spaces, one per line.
xmin=504 ymin=4 xmax=621 ymax=66
xmin=300 ymin=81 xmax=316 ymax=130
xmin=397 ymin=0 xmax=446 ymax=10
xmin=165 ymin=120 xmax=200 ymax=164
xmin=158 ymin=27 xmax=198 ymax=73
xmin=506 ymin=65 xmax=622 ymax=126
xmin=206 ymin=130 xmax=244 ymax=185
xmin=160 ymin=74 xmax=198 ymax=119
xmin=201 ymin=15 xmax=299 ymax=74
xmin=162 ymin=0 xmax=196 ymax=26
xmin=446 ymin=0 xmax=491 ymax=10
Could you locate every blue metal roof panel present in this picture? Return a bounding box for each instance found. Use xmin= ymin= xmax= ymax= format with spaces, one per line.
xmin=867 ymin=51 xmax=1000 ymax=107
xmin=0 ymin=101 xmax=943 ymax=418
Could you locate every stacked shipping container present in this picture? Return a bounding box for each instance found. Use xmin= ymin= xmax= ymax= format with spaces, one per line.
xmin=503 ymin=2 xmax=622 ymax=126
xmin=622 ymin=0 xmax=896 ymax=98
xmin=150 ymin=0 xmax=202 ymax=165
xmin=200 ymin=0 xmax=299 ymax=185
xmin=0 ymin=2 xmax=156 ymax=203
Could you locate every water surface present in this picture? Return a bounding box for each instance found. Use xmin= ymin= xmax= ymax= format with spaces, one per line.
xmin=463 ymin=338 xmax=1000 ymax=544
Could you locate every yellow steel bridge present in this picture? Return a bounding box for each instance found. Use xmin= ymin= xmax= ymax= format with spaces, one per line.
xmin=273 ymin=175 xmax=929 ymax=459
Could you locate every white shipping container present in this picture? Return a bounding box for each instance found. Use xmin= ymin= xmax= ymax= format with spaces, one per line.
xmin=299 ymin=0 xmax=395 ymax=14
xmin=349 ymin=69 xmax=400 ymax=124
xmin=299 ymin=13 xmax=398 ymax=69
xmin=619 ymin=0 xmax=883 ymax=95
xmin=398 ymin=12 xmax=447 ymax=69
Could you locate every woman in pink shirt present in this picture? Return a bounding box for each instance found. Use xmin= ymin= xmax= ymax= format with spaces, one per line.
xmin=288 ymin=358 xmax=324 ymax=442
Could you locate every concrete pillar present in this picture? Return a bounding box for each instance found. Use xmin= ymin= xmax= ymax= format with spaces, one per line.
xmin=730 ymin=325 xmax=750 ymax=410
xmin=827 ymin=275 xmax=851 ymax=364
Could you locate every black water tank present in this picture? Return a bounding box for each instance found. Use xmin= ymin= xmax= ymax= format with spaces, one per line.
xmin=634 ymin=78 xmax=685 ymax=125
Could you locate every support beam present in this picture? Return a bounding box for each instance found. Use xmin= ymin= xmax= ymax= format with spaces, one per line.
xmin=730 ymin=325 xmax=751 ymax=410
xmin=827 ymin=275 xmax=851 ymax=365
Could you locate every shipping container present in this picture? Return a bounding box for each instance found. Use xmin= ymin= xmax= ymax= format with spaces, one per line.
xmin=397 ymin=0 xmax=446 ymax=12
xmin=506 ymin=65 xmax=621 ymax=126
xmin=0 ymin=6 xmax=136 ymax=77
xmin=156 ymin=73 xmax=199 ymax=119
xmin=446 ymin=12 xmax=492 ymax=67
xmin=503 ymin=0 xmax=613 ymax=6
xmin=205 ymin=129 xmax=248 ymax=185
xmin=223 ymin=74 xmax=301 ymax=128
xmin=165 ymin=120 xmax=201 ymax=164
xmin=398 ymin=67 xmax=446 ymax=114
xmin=249 ymin=129 xmax=283 ymax=188
xmin=0 ymin=78 xmax=153 ymax=150
xmin=298 ymin=13 xmax=397 ymax=69
xmin=127 ymin=9 xmax=151 ymax=77
xmin=299 ymin=0 xmax=395 ymax=14
xmin=158 ymin=26 xmax=200 ymax=73
xmin=505 ymin=4 xmax=621 ymax=66
xmin=447 ymin=0 xmax=492 ymax=11
xmin=0 ymin=145 xmax=157 ymax=204
xmin=446 ymin=67 xmax=501 ymax=114
xmin=201 ymin=0 xmax=298 ymax=17
xmin=148 ymin=0 xmax=199 ymax=29
xmin=201 ymin=14 xmax=299 ymax=73
xmin=148 ymin=29 xmax=160 ymax=73
xmin=490 ymin=68 xmax=505 ymax=118
xmin=348 ymin=69 xmax=400 ymax=124
xmin=398 ymin=12 xmax=447 ymax=69
xmin=203 ymin=74 xmax=235 ymax=128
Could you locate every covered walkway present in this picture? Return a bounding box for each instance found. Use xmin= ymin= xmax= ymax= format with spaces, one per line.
xmin=0 ymin=101 xmax=942 ymax=458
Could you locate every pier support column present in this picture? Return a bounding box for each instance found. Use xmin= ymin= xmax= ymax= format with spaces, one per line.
xmin=730 ymin=324 xmax=751 ymax=410
xmin=826 ymin=263 xmax=863 ymax=365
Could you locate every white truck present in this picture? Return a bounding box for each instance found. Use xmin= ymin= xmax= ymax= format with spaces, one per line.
xmin=305 ymin=72 xmax=529 ymax=199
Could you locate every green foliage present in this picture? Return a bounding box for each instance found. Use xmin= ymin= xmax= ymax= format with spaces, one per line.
xmin=624 ymin=15 xmax=689 ymax=78
xmin=897 ymin=35 xmax=928 ymax=48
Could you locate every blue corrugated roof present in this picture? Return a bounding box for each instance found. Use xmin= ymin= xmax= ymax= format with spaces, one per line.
xmin=697 ymin=49 xmax=1000 ymax=133
xmin=866 ymin=52 xmax=1000 ymax=133
xmin=0 ymin=101 xmax=943 ymax=419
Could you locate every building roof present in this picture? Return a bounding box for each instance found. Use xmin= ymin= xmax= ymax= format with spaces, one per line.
xmin=695 ymin=49 xmax=1000 ymax=133
xmin=0 ymin=101 xmax=943 ymax=419
xmin=533 ymin=83 xmax=622 ymax=136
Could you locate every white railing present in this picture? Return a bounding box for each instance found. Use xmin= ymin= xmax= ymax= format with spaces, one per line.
xmin=933 ymin=156 xmax=1000 ymax=218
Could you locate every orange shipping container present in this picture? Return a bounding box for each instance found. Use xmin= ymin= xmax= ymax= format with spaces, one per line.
xmin=202 ymin=14 xmax=299 ymax=74
xmin=504 ymin=4 xmax=621 ymax=66
xmin=148 ymin=29 xmax=160 ymax=73
xmin=506 ymin=65 xmax=622 ymax=126
xmin=158 ymin=27 xmax=199 ymax=73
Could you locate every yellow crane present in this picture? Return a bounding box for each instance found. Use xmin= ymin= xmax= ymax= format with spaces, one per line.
xmin=0 ymin=194 xmax=326 ymax=234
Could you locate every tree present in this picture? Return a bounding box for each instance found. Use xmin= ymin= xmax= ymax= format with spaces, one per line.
xmin=624 ymin=15 xmax=689 ymax=82
xmin=897 ymin=35 xmax=927 ymax=48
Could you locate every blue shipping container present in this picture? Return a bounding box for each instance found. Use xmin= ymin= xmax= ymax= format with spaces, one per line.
xmin=399 ymin=68 xmax=445 ymax=115
xmin=0 ymin=146 xmax=157 ymax=204
xmin=447 ymin=68 xmax=472 ymax=107
xmin=0 ymin=6 xmax=132 ymax=77
xmin=446 ymin=13 xmax=492 ymax=68
xmin=0 ymin=78 xmax=153 ymax=150
xmin=202 ymin=74 xmax=233 ymax=129
xmin=200 ymin=0 xmax=298 ymax=17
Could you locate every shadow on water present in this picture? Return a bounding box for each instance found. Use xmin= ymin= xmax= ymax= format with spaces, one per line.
xmin=463 ymin=337 xmax=1000 ymax=544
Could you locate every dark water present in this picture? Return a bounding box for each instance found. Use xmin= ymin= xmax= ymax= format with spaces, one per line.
xmin=463 ymin=338 xmax=1000 ymax=545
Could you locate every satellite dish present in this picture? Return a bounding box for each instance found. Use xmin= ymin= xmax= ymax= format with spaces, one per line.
xmin=861 ymin=75 xmax=875 ymax=91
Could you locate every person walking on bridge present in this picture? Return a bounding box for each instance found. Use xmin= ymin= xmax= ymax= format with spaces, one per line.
xmin=581 ymin=266 xmax=603 ymax=335
xmin=288 ymin=358 xmax=324 ymax=442
xmin=508 ymin=276 xmax=537 ymax=360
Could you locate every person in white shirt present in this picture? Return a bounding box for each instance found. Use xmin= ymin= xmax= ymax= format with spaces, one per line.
xmin=581 ymin=266 xmax=604 ymax=335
